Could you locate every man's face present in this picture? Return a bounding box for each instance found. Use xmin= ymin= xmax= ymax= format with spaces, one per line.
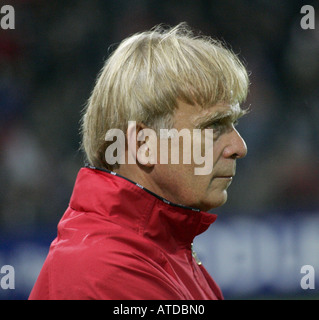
xmin=151 ymin=100 xmax=247 ymax=212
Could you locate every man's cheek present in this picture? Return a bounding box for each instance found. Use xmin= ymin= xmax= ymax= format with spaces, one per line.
xmin=193 ymin=129 xmax=214 ymax=176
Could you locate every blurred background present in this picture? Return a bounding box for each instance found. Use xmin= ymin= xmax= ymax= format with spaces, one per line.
xmin=0 ymin=0 xmax=318 ymax=299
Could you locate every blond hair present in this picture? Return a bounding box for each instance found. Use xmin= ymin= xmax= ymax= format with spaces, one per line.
xmin=81 ymin=22 xmax=249 ymax=170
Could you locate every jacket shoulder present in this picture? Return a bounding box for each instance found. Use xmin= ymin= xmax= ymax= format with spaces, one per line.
xmin=30 ymin=210 xmax=186 ymax=300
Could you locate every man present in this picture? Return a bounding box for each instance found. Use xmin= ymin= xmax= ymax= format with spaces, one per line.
xmin=29 ymin=23 xmax=249 ymax=300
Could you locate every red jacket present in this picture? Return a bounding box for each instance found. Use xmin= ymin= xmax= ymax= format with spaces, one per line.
xmin=29 ymin=167 xmax=223 ymax=300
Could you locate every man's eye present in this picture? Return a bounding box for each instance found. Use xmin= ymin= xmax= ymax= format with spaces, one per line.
xmin=207 ymin=120 xmax=223 ymax=129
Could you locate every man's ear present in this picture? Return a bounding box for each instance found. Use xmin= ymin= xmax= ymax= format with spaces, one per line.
xmin=126 ymin=122 xmax=157 ymax=167
xmin=126 ymin=121 xmax=137 ymax=164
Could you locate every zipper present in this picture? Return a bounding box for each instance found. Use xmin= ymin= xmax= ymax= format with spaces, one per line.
xmin=191 ymin=242 xmax=202 ymax=266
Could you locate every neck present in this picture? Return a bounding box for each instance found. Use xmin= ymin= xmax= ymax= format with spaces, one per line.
xmin=115 ymin=164 xmax=162 ymax=196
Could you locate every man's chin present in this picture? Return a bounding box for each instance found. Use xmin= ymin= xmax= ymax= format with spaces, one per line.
xmin=201 ymin=191 xmax=228 ymax=212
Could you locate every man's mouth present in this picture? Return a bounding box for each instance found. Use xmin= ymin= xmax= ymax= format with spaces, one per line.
xmin=215 ymin=175 xmax=233 ymax=179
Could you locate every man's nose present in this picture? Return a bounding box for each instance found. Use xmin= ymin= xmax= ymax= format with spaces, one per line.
xmin=222 ymin=129 xmax=247 ymax=159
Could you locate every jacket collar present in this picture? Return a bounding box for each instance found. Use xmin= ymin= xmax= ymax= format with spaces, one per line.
xmin=70 ymin=166 xmax=217 ymax=251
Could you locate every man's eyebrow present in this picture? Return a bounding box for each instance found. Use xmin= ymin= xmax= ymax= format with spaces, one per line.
xmin=194 ymin=107 xmax=248 ymax=129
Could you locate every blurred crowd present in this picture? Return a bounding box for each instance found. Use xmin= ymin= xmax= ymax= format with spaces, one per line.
xmin=0 ymin=0 xmax=318 ymax=233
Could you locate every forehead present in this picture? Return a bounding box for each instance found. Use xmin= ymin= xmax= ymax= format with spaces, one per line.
xmin=195 ymin=103 xmax=241 ymax=123
xmin=173 ymin=100 xmax=241 ymax=129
